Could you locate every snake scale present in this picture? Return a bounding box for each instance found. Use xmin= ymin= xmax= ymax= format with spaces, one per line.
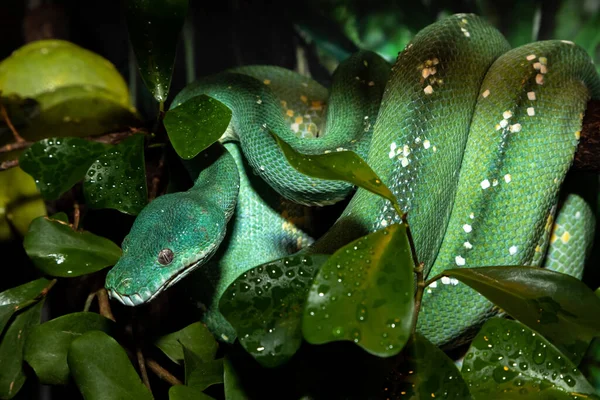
xmin=106 ymin=14 xmax=600 ymax=347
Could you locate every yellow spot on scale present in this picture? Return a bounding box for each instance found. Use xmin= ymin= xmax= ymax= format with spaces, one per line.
xmin=535 ymin=245 xmax=542 ymax=253
xmin=575 ymin=131 xmax=581 ymax=139
xmin=286 ymin=109 xmax=294 ymax=117
xmin=295 ymin=116 xmax=303 ymax=124
xmin=550 ymin=233 xmax=558 ymax=244
xmin=263 ymin=79 xmax=271 ymax=85
xmin=561 ymin=231 xmax=571 ymax=244
xmin=310 ymin=101 xmax=323 ymax=111
xmin=300 ymin=95 xmax=308 ymax=103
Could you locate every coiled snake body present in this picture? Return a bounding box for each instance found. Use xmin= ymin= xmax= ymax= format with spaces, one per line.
xmin=106 ymin=14 xmax=600 ymax=346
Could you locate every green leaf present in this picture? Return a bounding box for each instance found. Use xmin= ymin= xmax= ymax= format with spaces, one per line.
xmin=83 ymin=134 xmax=147 ymax=215
xmin=19 ymin=138 xmax=110 ymax=200
xmin=223 ymin=357 xmax=249 ymax=400
xmin=0 ymin=167 xmax=47 ymax=241
xmin=67 ymin=330 xmax=152 ymax=400
xmin=169 ymin=385 xmax=215 ymax=400
xmin=49 ymin=212 xmax=69 ymax=223
xmin=183 ymin=346 xmax=223 ymax=390
xmin=164 ymin=95 xmax=232 ymax=160
xmin=22 ymin=85 xmax=139 ymax=141
xmin=219 ymin=254 xmax=329 ymax=368
xmin=461 ymin=318 xmax=598 ymax=399
xmin=23 ymin=215 xmax=121 ymax=277
xmin=0 ymin=300 xmax=44 ymax=400
xmin=302 ymin=224 xmax=414 ymax=357
xmin=382 ymin=333 xmax=471 ymax=399
xmin=125 ymin=0 xmax=189 ymax=102
xmin=272 ymin=133 xmax=399 ymax=209
xmin=0 ymin=278 xmax=50 ymax=335
xmin=444 ymin=266 xmax=600 ymax=365
xmin=23 ymin=312 xmax=115 ymax=385
xmin=154 ymin=322 xmax=218 ymax=365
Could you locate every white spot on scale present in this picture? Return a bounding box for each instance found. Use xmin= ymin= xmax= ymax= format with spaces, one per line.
xmin=526 ymin=54 xmax=536 ymax=61
xmin=441 ymin=276 xmax=451 ymax=284
xmin=561 ymin=40 xmax=575 ymax=45
xmin=527 ymin=91 xmax=536 ymax=100
xmin=469 ymin=212 xmax=474 ymax=219
xmin=464 ymin=241 xmax=473 ymax=250
xmin=527 ymin=107 xmax=535 ymax=116
xmin=500 ymin=119 xmax=509 ymax=128
xmin=423 ymin=140 xmax=431 ymax=149
xmin=504 ymin=174 xmax=512 ymax=183
xmin=575 ymin=211 xmax=581 ymax=219
xmin=509 ymin=124 xmax=522 ymax=133
xmin=455 ymin=256 xmax=466 ymax=266
xmin=509 ymin=245 xmax=518 ymax=255
xmin=463 ymin=224 xmax=472 ymax=233
xmin=480 ymin=179 xmax=491 ymax=189
xmin=430 ymin=281 xmax=437 ymax=288
xmin=381 ymin=220 xmax=388 ymax=227
xmin=400 ymin=157 xmax=409 ymax=167
xmin=424 ymin=85 xmax=434 ymax=95
xmin=482 ymin=89 xmax=490 ymax=98
xmin=503 ymin=111 xmax=513 ymax=119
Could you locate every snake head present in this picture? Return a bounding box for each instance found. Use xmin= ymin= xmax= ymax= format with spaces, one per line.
xmin=105 ymin=192 xmax=227 ymax=306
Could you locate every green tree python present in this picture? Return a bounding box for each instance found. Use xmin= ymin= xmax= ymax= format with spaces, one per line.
xmin=105 ymin=14 xmax=600 ymax=347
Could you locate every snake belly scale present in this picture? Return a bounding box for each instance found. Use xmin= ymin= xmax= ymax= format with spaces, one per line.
xmin=105 ymin=14 xmax=600 ymax=347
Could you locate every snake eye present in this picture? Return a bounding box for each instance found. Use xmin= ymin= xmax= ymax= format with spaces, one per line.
xmin=158 ymin=249 xmax=174 ymax=266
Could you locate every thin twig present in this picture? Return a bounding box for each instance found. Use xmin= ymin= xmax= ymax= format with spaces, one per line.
xmin=0 ymin=141 xmax=32 ymax=154
xmin=411 ymin=262 xmax=425 ymax=334
xmin=0 ymin=159 xmax=19 ymax=171
xmin=149 ymin=152 xmax=166 ymax=201
xmin=83 ymin=291 xmax=97 ymax=312
xmin=72 ymin=202 xmax=80 ymax=230
xmin=146 ymin=358 xmax=183 ymax=386
xmin=0 ymin=102 xmax=25 ymax=142
xmin=96 ymin=288 xmax=116 ymax=322
xmin=137 ymin=348 xmax=152 ymax=392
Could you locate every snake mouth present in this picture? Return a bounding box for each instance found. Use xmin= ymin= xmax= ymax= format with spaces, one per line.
xmin=107 ymin=258 xmax=204 ymax=307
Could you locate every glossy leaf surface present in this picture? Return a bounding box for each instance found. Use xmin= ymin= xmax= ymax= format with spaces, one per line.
xmin=462 ymin=318 xmax=598 ymax=399
xmin=125 ymin=0 xmax=189 ymax=102
xmin=164 ymin=94 xmax=232 ymax=160
xmin=24 ymin=216 xmax=121 ymax=277
xmin=303 ymin=224 xmax=414 ymax=357
xmin=220 ymin=254 xmax=329 ymax=367
xmin=445 ymin=266 xmax=600 ymax=365
xmin=19 ymin=138 xmax=110 ymax=200
xmin=273 ymin=133 xmax=399 ymax=208
xmin=83 ymin=134 xmax=147 ymax=215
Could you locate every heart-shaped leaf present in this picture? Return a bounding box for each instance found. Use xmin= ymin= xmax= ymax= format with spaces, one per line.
xmin=19 ymin=138 xmax=110 ymax=200
xmin=155 ymin=322 xmax=218 ymax=365
xmin=164 ymin=95 xmax=232 ymax=160
xmin=23 ymin=312 xmax=115 ymax=385
xmin=169 ymin=385 xmax=215 ymax=400
xmin=220 ymin=254 xmax=329 ymax=368
xmin=67 ymin=330 xmax=152 ymax=400
xmin=444 ymin=266 xmax=600 ymax=365
xmin=0 ymin=278 xmax=50 ymax=335
xmin=303 ymin=224 xmax=414 ymax=357
xmin=462 ymin=318 xmax=597 ymax=399
xmin=83 ymin=134 xmax=147 ymax=215
xmin=272 ymin=133 xmax=399 ymax=209
xmin=183 ymin=346 xmax=223 ymax=390
xmin=125 ymin=0 xmax=189 ymax=102
xmin=382 ymin=333 xmax=472 ymax=399
xmin=0 ymin=300 xmax=44 ymax=400
xmin=24 ymin=215 xmax=121 ymax=277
